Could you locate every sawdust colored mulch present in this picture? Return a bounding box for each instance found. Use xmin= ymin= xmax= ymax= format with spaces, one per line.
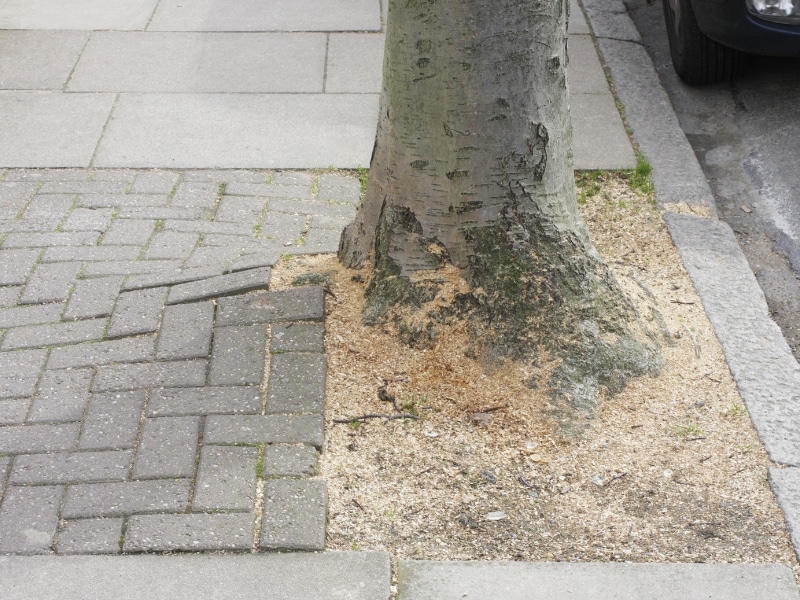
xmin=269 ymin=172 xmax=798 ymax=575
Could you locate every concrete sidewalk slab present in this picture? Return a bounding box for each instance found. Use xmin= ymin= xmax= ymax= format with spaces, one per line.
xmin=0 ymin=552 xmax=392 ymax=599
xmin=0 ymin=0 xmax=158 ymax=30
xmin=0 ymin=92 xmax=114 ymax=168
xmin=68 ymin=32 xmax=327 ymax=93
xmin=397 ymin=561 xmax=800 ymax=600
xmin=0 ymin=31 xmax=88 ymax=89
xmin=93 ymin=93 xmax=379 ymax=168
xmin=568 ymin=3 xmax=636 ymax=170
xmin=568 ymin=35 xmax=610 ymax=94
xmin=572 ymin=92 xmax=635 ymax=170
xmin=326 ymin=33 xmax=385 ymax=93
xmin=148 ymin=0 xmax=382 ymax=32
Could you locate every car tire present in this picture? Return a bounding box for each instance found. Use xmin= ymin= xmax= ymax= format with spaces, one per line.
xmin=663 ymin=0 xmax=746 ymax=85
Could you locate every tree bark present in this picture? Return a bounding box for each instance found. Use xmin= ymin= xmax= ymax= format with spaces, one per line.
xmin=339 ymin=0 xmax=662 ymax=426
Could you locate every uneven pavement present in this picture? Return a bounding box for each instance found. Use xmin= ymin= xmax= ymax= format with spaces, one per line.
xmin=0 ymin=168 xmax=358 ymax=554
xmin=1 ymin=0 xmax=800 ymax=598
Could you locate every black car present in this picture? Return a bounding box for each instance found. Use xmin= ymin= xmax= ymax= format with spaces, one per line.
xmin=663 ymin=0 xmax=800 ymax=84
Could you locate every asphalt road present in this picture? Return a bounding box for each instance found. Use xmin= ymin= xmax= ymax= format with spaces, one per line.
xmin=624 ymin=0 xmax=800 ymax=360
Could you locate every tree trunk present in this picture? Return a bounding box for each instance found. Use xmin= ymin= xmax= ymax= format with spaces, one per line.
xmin=339 ymin=0 xmax=661 ymax=425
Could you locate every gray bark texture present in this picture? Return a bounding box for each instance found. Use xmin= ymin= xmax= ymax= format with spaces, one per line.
xmin=339 ymin=0 xmax=662 ymax=428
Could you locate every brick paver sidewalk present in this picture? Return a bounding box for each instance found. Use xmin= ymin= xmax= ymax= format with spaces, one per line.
xmin=0 ymin=168 xmax=360 ymax=553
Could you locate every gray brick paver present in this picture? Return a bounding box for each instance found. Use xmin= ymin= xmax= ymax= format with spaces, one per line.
xmin=208 ymin=325 xmax=267 ymax=386
xmin=317 ymin=173 xmax=362 ymax=202
xmin=79 ymin=391 xmax=146 ymax=450
xmin=143 ymin=231 xmax=199 ymax=260
xmin=0 ymin=456 xmax=9 ymax=494
xmin=124 ymin=513 xmax=254 ymax=552
xmin=21 ymin=194 xmax=74 ymax=223
xmin=260 ymin=478 xmax=326 ymax=551
xmin=18 ymin=261 xmax=82 ymax=305
xmin=200 ymin=233 xmax=256 ymax=248
xmin=37 ymin=181 xmax=129 ymax=195
xmin=182 ymin=245 xmax=241 ymax=270
xmin=181 ymin=170 xmax=268 ymax=183
xmin=62 ymin=479 xmax=191 ymax=519
xmin=204 ymin=415 xmax=323 ymax=448
xmin=0 ymin=349 xmax=47 ymax=398
xmin=303 ymin=227 xmax=343 ymax=251
xmin=100 ymin=218 xmax=156 ymax=246
xmin=121 ymin=266 xmax=223 ymax=291
xmin=56 ymin=518 xmax=124 ymax=554
xmin=162 ymin=219 xmax=252 ymax=236
xmin=3 ymin=169 xmax=90 ymax=183
xmin=64 ymin=276 xmax=125 ymax=320
xmin=225 ymin=182 xmax=312 ymax=199
xmin=0 ymin=303 xmax=63 ymax=329
xmin=263 ymin=444 xmax=318 ymax=477
xmin=81 ymin=259 xmax=182 ymax=278
xmin=266 ymin=353 xmax=326 ymax=415
xmin=92 ymin=360 xmax=208 ymax=393
xmin=0 ymin=287 xmax=21 ymax=307
xmin=2 ymin=318 xmax=107 ymax=350
xmin=0 ymin=423 xmax=80 ymax=454
xmin=61 ymin=207 xmax=115 ymax=232
xmin=0 ymin=218 xmax=54 ymax=233
xmin=193 ymin=445 xmax=259 ymax=511
xmin=156 ymin=302 xmax=215 ymax=360
xmin=310 ymin=214 xmax=356 ymax=230
xmin=270 ymin=323 xmax=325 ymax=353
xmin=169 ymin=181 xmax=220 ymax=209
xmin=166 ymin=267 xmax=272 ymax=305
xmin=107 ymin=287 xmax=167 ymax=337
xmin=147 ymin=386 xmax=261 ymax=417
xmin=41 ymin=245 xmax=141 ymax=263
xmin=117 ymin=207 xmax=206 ymax=220
xmin=228 ymin=251 xmax=283 ymax=274
xmin=261 ymin=211 xmax=307 ymax=241
xmin=269 ymin=198 xmax=356 ymax=220
xmin=130 ymin=171 xmax=180 ymax=194
xmin=27 ymin=368 xmax=93 ymax=423
xmin=0 ymin=249 xmax=41 ymax=286
xmin=3 ymin=232 xmax=100 ymax=248
xmin=78 ymin=194 xmax=170 ymax=209
xmin=89 ymin=170 xmax=137 ymax=183
xmin=48 ymin=335 xmax=155 ymax=370
xmin=0 ymin=399 xmax=30 ymax=425
xmin=9 ymin=450 xmax=132 ymax=485
xmin=216 ymin=287 xmax=324 ymax=326
xmin=0 ymin=485 xmax=63 ymax=553
xmin=132 ymin=416 xmax=200 ymax=479
xmin=272 ymin=171 xmax=314 ymax=186
xmin=215 ymin=196 xmax=265 ymax=223
xmin=0 ymin=180 xmax=38 ymax=201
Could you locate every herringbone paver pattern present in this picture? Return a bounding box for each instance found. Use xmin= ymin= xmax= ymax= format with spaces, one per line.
xmin=0 ymin=168 xmax=356 ymax=554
